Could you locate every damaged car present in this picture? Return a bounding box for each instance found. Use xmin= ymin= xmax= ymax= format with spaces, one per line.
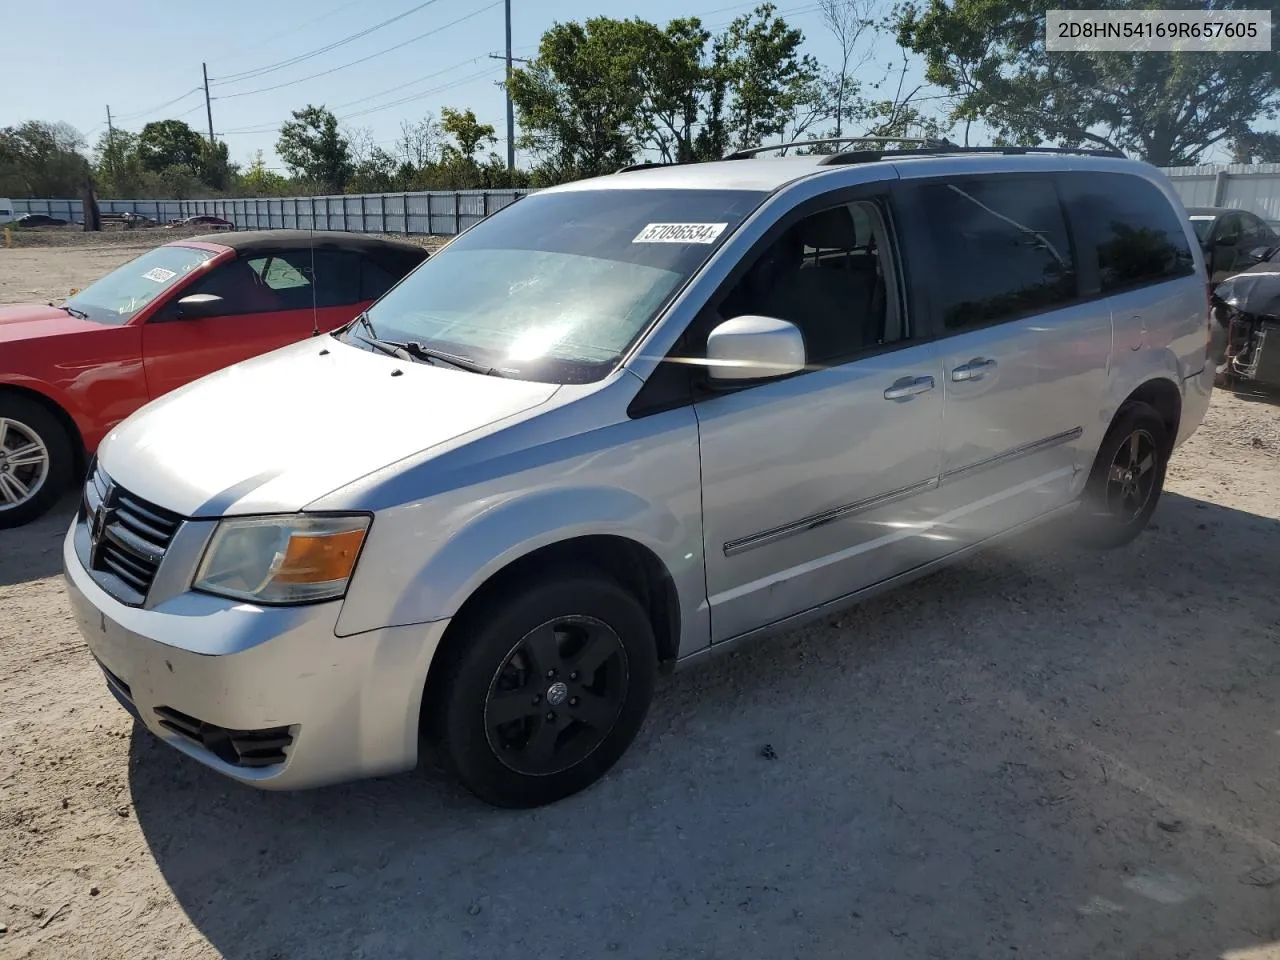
xmin=1211 ymin=243 xmax=1280 ymax=388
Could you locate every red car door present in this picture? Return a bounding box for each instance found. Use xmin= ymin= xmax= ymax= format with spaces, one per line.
xmin=142 ymin=248 xmax=333 ymax=399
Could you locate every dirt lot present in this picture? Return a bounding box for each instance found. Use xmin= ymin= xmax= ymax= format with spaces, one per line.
xmin=1 ymin=240 xmax=1279 ymax=960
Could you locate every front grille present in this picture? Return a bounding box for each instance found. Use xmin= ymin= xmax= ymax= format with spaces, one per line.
xmin=83 ymin=464 xmax=184 ymax=605
xmin=154 ymin=706 xmax=295 ymax=769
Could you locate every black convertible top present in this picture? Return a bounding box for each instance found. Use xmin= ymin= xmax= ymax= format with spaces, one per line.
xmin=181 ymin=229 xmax=430 ymax=270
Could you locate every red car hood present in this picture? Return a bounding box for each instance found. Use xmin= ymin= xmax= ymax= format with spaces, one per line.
xmin=0 ymin=303 xmax=104 ymax=343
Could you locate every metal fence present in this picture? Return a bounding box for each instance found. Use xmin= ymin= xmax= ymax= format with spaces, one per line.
xmin=1162 ymin=163 xmax=1280 ymax=221
xmin=10 ymin=189 xmax=531 ymax=235
xmin=10 ymin=163 xmax=1280 ymax=233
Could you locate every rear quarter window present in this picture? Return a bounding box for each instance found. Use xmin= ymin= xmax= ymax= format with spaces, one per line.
xmin=1059 ymin=172 xmax=1196 ymax=294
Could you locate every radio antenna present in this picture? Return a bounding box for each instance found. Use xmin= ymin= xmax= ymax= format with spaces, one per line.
xmin=309 ymin=222 xmax=319 ymax=337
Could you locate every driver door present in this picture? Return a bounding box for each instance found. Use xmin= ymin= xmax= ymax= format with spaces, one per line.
xmin=142 ymin=250 xmax=321 ymax=399
xmin=692 ymin=189 xmax=945 ymax=642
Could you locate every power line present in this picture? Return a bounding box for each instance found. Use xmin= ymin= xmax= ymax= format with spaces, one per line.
xmin=334 ymin=55 xmax=488 ymax=109
xmin=222 ymin=0 xmax=365 ymax=60
xmin=211 ymin=0 xmax=445 ymax=85
xmin=342 ymin=67 xmax=501 ymax=120
xmin=212 ymin=1 xmax=501 ymax=101
xmin=112 ymin=87 xmax=204 ymax=123
xmin=216 ymin=67 xmax=501 ymax=136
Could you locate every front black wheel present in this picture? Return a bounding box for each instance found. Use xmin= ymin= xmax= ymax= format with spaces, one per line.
xmin=432 ymin=570 xmax=657 ymax=808
xmin=1075 ymin=401 xmax=1168 ymax=549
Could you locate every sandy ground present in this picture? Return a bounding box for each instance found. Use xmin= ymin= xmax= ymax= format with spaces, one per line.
xmin=1 ymin=242 xmax=1279 ymax=960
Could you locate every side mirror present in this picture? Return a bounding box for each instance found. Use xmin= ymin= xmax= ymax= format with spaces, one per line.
xmin=1241 ymin=246 xmax=1273 ymax=266
xmin=705 ymin=315 xmax=806 ymax=383
xmin=175 ymin=293 xmax=224 ymax=320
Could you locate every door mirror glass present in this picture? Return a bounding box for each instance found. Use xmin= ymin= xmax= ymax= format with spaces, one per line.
xmin=706 ymin=315 xmax=806 ymax=383
xmin=175 ymin=293 xmax=224 ymax=320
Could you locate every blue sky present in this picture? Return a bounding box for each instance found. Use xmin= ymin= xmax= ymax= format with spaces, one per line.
xmin=6 ymin=0 xmax=938 ymax=169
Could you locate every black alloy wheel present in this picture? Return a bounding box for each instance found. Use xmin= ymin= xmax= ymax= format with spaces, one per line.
xmin=484 ymin=616 xmax=629 ymax=777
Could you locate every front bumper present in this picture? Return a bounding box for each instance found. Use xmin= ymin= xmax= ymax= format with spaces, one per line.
xmin=63 ymin=521 xmax=450 ymax=790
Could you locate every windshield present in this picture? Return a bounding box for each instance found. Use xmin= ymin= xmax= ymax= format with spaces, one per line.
xmin=66 ymin=244 xmax=217 ymax=324
xmin=346 ymin=187 xmax=765 ymax=383
xmin=1189 ymin=217 xmax=1215 ymax=243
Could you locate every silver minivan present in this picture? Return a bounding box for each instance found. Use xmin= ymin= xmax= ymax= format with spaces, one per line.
xmin=64 ymin=144 xmax=1214 ymax=807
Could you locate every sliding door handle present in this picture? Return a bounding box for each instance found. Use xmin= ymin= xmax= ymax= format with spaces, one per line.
xmin=883 ymin=375 xmax=936 ymax=401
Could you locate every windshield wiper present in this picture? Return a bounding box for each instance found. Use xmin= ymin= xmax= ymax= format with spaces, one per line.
xmin=57 ymin=304 xmax=88 ymax=320
xmin=346 ymin=311 xmax=500 ymax=376
xmin=354 ymin=334 xmax=416 ymax=362
xmin=400 ymin=342 xmax=500 ymax=376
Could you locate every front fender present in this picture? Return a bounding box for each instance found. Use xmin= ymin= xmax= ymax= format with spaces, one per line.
xmin=335 ymin=483 xmax=705 ymax=641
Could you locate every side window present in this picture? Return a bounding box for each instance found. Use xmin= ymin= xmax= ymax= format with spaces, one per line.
xmin=717 ymin=198 xmax=903 ymax=367
xmin=1240 ymin=214 xmax=1270 ymax=246
xmin=179 ymin=258 xmax=288 ymax=316
xmin=361 ymin=256 xmax=401 ymax=301
xmin=913 ymin=176 xmax=1076 ymax=331
xmin=312 ymin=250 xmax=362 ymax=308
xmin=245 ymin=252 xmax=314 ymax=311
xmin=1059 ymin=172 xmax=1196 ymax=294
xmin=1216 ymin=214 xmax=1242 ymax=244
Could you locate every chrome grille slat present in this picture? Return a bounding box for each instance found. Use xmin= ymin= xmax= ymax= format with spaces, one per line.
xmin=114 ymin=508 xmax=173 ymax=545
xmin=116 ymin=495 xmax=180 ymax=535
xmin=82 ymin=465 xmax=184 ymax=606
xmin=99 ymin=542 xmax=154 ymax=579
xmin=101 ymin=523 xmax=165 ymax=565
xmin=100 ymin=551 xmax=150 ymax=590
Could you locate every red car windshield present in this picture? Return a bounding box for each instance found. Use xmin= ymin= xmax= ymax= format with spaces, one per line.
xmin=65 ymin=244 xmax=216 ymax=324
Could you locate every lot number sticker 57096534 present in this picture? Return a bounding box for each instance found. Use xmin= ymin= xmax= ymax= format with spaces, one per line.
xmin=633 ymin=222 xmax=729 ymax=244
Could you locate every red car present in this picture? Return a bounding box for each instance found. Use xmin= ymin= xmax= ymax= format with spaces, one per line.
xmin=0 ymin=230 xmax=428 ymax=527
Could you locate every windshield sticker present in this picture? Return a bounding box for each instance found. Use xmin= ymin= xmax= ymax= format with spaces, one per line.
xmin=633 ymin=222 xmax=729 ymax=244
xmin=1189 ymin=216 xmax=1214 ymax=221
xmin=142 ymin=266 xmax=177 ymax=283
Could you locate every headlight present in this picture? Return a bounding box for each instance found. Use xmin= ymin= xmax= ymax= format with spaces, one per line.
xmin=193 ymin=514 xmax=370 ymax=604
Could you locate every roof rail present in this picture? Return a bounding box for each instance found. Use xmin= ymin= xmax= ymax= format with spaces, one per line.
xmin=724 ymin=136 xmax=953 ymax=160
xmin=817 ymin=144 xmax=1125 ymax=166
xmin=615 ymin=161 xmax=685 ymax=173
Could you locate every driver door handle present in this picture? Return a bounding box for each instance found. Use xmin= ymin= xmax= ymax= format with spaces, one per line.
xmin=883 ymin=375 xmax=936 ymax=401
xmin=951 ymin=357 xmax=997 ymax=382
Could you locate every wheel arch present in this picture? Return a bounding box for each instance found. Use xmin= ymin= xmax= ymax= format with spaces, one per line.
xmin=1118 ymin=376 xmax=1181 ymax=456
xmin=439 ymin=533 xmax=681 ymax=666
xmin=0 ymin=381 xmax=88 ymax=478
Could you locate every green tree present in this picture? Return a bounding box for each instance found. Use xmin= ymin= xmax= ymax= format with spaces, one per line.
xmin=1230 ymin=130 xmax=1280 ymax=164
xmin=0 ymin=121 xmax=90 ymax=197
xmin=719 ymin=4 xmax=822 ymax=150
xmin=239 ymin=151 xmax=292 ymax=195
xmin=440 ymin=106 xmax=497 ymax=162
xmin=276 ymin=105 xmax=352 ymax=192
xmin=137 ymin=119 xmax=206 ymax=174
xmin=92 ymin=128 xmax=144 ymax=196
xmin=508 ymin=18 xmax=647 ymax=180
xmin=895 ymin=0 xmax=1280 ymax=165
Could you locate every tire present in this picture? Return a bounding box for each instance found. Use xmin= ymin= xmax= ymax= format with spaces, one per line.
xmin=1074 ymin=401 xmax=1168 ymax=550
xmin=0 ymin=395 xmax=74 ymax=530
xmin=432 ymin=569 xmax=657 ymax=808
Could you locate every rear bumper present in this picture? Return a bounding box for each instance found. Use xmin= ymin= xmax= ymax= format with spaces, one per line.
xmin=63 ymin=522 xmax=450 ymax=790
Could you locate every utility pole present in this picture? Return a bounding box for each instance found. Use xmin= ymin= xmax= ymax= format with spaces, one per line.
xmin=489 ymin=45 xmax=530 ymax=171
xmin=105 ymin=105 xmax=115 ymax=178
xmin=504 ymin=0 xmax=514 ymax=171
xmin=202 ymin=62 xmax=215 ymax=145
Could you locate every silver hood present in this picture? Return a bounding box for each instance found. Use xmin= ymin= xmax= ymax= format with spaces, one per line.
xmin=96 ymin=336 xmax=560 ymax=517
